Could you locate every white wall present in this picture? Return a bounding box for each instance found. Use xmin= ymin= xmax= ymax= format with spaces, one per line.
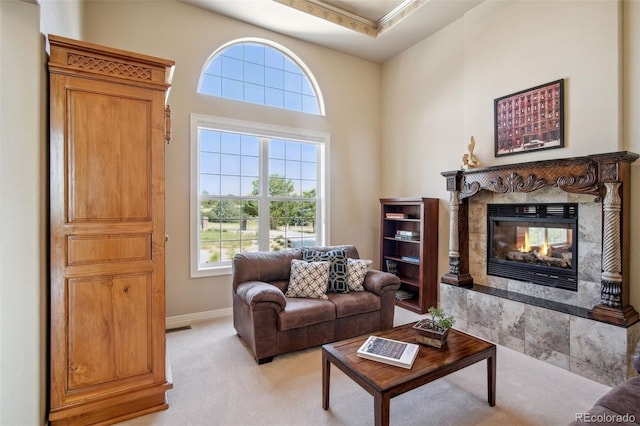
xmin=624 ymin=0 xmax=640 ymax=311
xmin=81 ymin=0 xmax=382 ymax=316
xmin=381 ymin=0 xmax=640 ymax=309
xmin=1 ymin=1 xmax=45 ymax=423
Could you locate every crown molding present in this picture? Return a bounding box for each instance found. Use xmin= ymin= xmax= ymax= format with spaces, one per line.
xmin=273 ymin=0 xmax=427 ymax=38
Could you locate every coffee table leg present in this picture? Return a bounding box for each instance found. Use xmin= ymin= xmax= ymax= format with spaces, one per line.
xmin=322 ymin=350 xmax=330 ymax=410
xmin=373 ymin=391 xmax=390 ymax=426
xmin=487 ymin=347 xmax=496 ymax=406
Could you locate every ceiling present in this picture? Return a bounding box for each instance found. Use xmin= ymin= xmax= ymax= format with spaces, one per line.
xmin=180 ymin=0 xmax=483 ymax=63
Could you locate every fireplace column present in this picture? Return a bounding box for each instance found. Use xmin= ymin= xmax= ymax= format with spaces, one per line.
xmin=600 ymin=182 xmax=623 ymax=307
xmin=589 ymin=180 xmax=640 ymax=326
xmin=441 ymin=171 xmax=473 ymax=287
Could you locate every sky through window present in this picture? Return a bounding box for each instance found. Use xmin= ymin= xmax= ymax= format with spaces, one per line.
xmin=199 ymin=41 xmax=321 ymax=115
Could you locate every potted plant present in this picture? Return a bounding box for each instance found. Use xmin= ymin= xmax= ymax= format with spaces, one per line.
xmin=412 ymin=307 xmax=456 ymax=348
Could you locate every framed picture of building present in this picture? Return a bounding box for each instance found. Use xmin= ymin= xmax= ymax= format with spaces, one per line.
xmin=494 ymin=79 xmax=564 ymax=157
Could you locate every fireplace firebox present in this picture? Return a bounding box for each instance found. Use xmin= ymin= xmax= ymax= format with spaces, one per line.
xmin=487 ymin=203 xmax=578 ymax=291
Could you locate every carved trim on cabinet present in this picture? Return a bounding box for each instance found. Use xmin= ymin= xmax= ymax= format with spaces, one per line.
xmin=67 ymin=53 xmax=152 ymax=80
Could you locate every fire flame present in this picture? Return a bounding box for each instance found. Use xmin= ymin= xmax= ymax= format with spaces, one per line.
xmin=519 ymin=231 xmax=530 ymax=252
xmin=518 ymin=229 xmax=549 ymax=256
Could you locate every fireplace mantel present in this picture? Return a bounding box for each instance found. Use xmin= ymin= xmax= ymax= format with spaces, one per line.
xmin=441 ymin=151 xmax=639 ymax=326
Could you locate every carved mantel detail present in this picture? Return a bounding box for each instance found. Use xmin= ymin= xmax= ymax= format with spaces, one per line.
xmin=442 ymin=151 xmax=639 ymax=327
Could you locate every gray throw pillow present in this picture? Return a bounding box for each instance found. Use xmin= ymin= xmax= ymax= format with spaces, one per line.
xmin=302 ymin=248 xmax=349 ymax=293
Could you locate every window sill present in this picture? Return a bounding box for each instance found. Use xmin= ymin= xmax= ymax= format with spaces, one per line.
xmin=191 ymin=264 xmax=232 ymax=278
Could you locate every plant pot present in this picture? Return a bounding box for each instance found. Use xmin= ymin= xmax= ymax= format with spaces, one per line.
xmin=413 ymin=319 xmax=450 ymax=348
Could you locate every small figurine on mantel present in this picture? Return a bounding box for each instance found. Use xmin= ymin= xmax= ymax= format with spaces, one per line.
xmin=462 ymin=136 xmax=481 ymax=169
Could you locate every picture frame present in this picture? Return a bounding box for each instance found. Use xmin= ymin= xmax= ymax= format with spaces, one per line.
xmin=494 ymin=79 xmax=564 ymax=157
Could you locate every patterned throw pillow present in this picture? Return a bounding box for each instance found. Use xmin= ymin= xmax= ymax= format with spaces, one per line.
xmin=347 ymin=258 xmax=372 ymax=292
xmin=285 ymin=259 xmax=329 ymax=300
xmin=302 ymin=248 xmax=349 ymax=293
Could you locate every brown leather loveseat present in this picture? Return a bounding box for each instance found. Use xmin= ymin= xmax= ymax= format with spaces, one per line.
xmin=232 ymin=245 xmax=401 ymax=363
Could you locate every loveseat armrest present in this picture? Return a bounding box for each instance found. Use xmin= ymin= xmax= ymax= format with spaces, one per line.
xmin=236 ymin=281 xmax=287 ymax=312
xmin=363 ymin=269 xmax=401 ymax=296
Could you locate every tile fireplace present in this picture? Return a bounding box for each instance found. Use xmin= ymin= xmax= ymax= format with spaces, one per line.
xmin=440 ymin=152 xmax=640 ymax=386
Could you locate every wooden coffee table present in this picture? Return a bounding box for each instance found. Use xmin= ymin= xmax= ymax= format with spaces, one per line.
xmin=322 ymin=323 xmax=496 ymax=426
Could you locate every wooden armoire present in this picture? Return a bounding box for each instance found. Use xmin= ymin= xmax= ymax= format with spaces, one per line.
xmin=48 ymin=35 xmax=174 ymax=425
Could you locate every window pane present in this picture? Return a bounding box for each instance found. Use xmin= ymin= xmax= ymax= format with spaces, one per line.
xmin=199 ymin=75 xmax=221 ymax=97
xmin=283 ymin=57 xmax=300 ymax=74
xmin=301 ymin=76 xmax=314 ymax=96
xmin=244 ymin=44 xmax=265 ymax=65
xmin=241 ymin=176 xmax=257 ymax=196
xmin=241 ymin=155 xmax=259 ymax=177
xmin=284 ymin=71 xmax=302 ymax=92
xmin=200 ymin=129 xmax=220 ymax=152
xmin=301 ymin=143 xmax=316 ymax=162
xmin=200 ymin=152 xmax=219 ymax=174
xmin=301 ymin=161 xmax=316 ymax=180
xmin=265 ymin=48 xmax=284 ymax=69
xmin=245 ymin=62 xmax=264 ymax=85
xmin=244 ymin=83 xmax=264 ymax=104
xmin=270 ymin=139 xmax=286 ymax=159
xmin=302 ymin=96 xmax=319 ymax=114
xmin=265 ymin=87 xmax=283 ymax=108
xmin=223 ymin=44 xmax=244 ymax=60
xmin=268 ymin=176 xmax=291 ymax=197
xmin=285 ymin=141 xmax=301 ymax=160
xmin=240 ymin=135 xmax=259 ymax=156
xmin=221 ymin=175 xmax=240 ymax=195
xmin=301 ymin=180 xmax=316 ymax=195
xmin=269 ymin=200 xmax=316 ymax=250
xmin=269 ymin=159 xmax=285 ymax=176
xmin=200 ymin=199 xmax=260 ymax=264
xmin=200 ymin=174 xmax=220 ymax=196
xmin=221 ymin=56 xmax=243 ymax=80
xmin=221 ymin=132 xmax=241 ymax=153
xmin=266 ymin=67 xmax=284 ymax=89
xmin=222 ymin=78 xmax=243 ymax=101
xmin=204 ymin=56 xmax=222 ymax=76
xmin=284 ymin=91 xmax=302 ymax=111
xmin=220 ymin=154 xmax=239 ymax=175
xmin=285 ymin=160 xmax=301 ymax=179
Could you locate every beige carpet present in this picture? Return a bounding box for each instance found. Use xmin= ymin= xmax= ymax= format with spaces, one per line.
xmin=119 ymin=307 xmax=610 ymax=426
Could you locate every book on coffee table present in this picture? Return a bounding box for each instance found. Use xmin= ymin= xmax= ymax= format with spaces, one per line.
xmin=356 ymin=335 xmax=419 ymax=369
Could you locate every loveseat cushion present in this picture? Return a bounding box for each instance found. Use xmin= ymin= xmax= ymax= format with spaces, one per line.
xmin=327 ymin=291 xmax=381 ymax=318
xmin=302 ymin=247 xmax=349 ymax=293
xmin=278 ymin=298 xmax=336 ymax=331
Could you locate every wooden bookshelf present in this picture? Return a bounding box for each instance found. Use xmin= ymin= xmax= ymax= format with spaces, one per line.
xmin=380 ymin=198 xmax=439 ymax=314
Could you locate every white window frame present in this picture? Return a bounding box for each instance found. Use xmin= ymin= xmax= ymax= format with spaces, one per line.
xmin=190 ymin=114 xmax=329 ymax=277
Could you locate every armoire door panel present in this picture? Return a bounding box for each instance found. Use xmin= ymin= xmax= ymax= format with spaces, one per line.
xmin=67 ymin=274 xmax=151 ymax=390
xmin=67 ymin=234 xmax=152 ymax=265
xmin=67 ymin=89 xmax=152 ymax=222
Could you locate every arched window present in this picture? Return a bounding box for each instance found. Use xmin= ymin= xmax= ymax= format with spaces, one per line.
xmin=198 ymin=39 xmax=324 ymax=115
xmin=192 ymin=40 xmax=328 ymax=277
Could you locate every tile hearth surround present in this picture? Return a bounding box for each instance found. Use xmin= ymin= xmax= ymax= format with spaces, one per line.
xmin=441 ymin=185 xmax=640 ymax=387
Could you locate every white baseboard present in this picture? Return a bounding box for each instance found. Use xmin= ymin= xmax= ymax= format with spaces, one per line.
xmin=165 ymin=308 xmax=233 ymax=330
